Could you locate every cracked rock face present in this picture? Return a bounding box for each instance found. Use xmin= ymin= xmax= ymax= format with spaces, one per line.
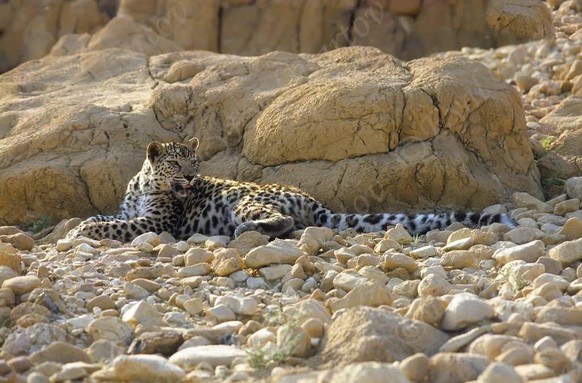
xmin=0 ymin=46 xmax=542 ymax=226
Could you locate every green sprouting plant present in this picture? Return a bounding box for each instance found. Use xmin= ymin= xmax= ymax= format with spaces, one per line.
xmin=245 ymin=310 xmax=303 ymax=370
xmin=539 ymin=136 xmax=555 ymax=152
xmin=498 ymin=267 xmax=530 ymax=293
xmin=26 ymin=216 xmax=51 ymax=233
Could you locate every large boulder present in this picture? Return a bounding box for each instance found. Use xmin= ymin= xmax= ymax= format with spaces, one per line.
xmin=0 ymin=46 xmax=542 ymax=226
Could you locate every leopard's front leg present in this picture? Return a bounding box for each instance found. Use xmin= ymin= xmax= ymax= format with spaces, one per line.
xmin=66 ymin=217 xmax=175 ymax=243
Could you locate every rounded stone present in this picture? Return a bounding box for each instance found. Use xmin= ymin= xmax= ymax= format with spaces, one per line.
xmin=441 ymin=293 xmax=494 ymax=331
xmin=2 ymin=276 xmax=41 ymax=295
xmin=112 ymin=354 xmax=185 ymax=382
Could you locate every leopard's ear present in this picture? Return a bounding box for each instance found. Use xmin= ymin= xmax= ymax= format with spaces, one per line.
xmin=146 ymin=141 xmax=165 ymax=163
xmin=188 ymin=137 xmax=199 ymax=151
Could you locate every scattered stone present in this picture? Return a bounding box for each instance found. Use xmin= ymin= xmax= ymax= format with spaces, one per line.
xmin=122 ymin=301 xmax=166 ymax=329
xmin=385 ymin=224 xmax=413 ymax=244
xmin=110 ymin=354 xmax=185 ymax=382
xmin=2 ymin=276 xmax=41 ymax=295
xmin=184 ymin=248 xmax=214 ymax=266
xmin=330 ymin=362 xmax=411 ymax=383
xmin=399 ymin=353 xmax=430 ymax=382
xmin=0 ymin=233 xmax=35 ymax=251
xmin=493 ymin=240 xmax=544 ymax=264
xmin=87 ymin=317 xmax=134 ymax=346
xmin=565 ymin=177 xmax=582 ymax=200
xmin=428 ymin=353 xmax=488 ymax=383
xmin=328 ymin=281 xmax=392 ymax=312
xmin=128 ymin=331 xmax=183 ymax=356
xmin=557 ymin=217 xmax=582 ymax=240
xmin=477 ymin=362 xmax=523 ymax=383
xmin=131 ymin=232 xmax=161 ymax=247
xmin=212 ymin=248 xmax=243 ymax=276
xmin=320 ymin=307 xmax=448 ymax=365
xmin=441 ymin=293 xmax=494 ymax=331
xmin=513 ymin=192 xmax=553 ymax=213
xmin=169 ymin=345 xmax=246 ymax=368
xmin=244 ymin=240 xmax=305 ymax=268
xmin=548 ymin=238 xmax=582 ymax=264
xmin=228 ymin=231 xmax=269 ymax=255
xmin=30 ymin=342 xmax=92 ymax=364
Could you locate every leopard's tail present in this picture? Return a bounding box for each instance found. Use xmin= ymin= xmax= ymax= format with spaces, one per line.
xmin=312 ymin=206 xmax=515 ymax=235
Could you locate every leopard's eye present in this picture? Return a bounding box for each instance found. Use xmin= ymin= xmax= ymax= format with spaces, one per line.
xmin=167 ymin=160 xmax=179 ymax=167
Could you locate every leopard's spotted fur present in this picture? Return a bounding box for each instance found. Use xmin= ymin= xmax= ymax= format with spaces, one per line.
xmin=68 ymin=139 xmax=516 ymax=242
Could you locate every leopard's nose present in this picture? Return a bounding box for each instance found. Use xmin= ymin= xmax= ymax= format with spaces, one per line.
xmin=184 ymin=175 xmax=194 ymax=182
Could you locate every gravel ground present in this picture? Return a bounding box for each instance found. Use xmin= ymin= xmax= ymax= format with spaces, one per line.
xmin=1 ymin=2 xmax=582 ymax=383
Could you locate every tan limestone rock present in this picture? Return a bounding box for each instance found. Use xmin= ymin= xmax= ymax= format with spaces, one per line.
xmin=0 ymin=47 xmax=542 ymax=226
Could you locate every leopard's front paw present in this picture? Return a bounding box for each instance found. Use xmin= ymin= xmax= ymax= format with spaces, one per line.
xmin=234 ymin=222 xmax=259 ymax=237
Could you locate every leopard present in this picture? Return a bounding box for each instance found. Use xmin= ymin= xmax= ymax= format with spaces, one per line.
xmin=67 ymin=138 xmax=517 ymax=242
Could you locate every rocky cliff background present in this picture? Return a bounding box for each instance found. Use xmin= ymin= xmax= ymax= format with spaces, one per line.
xmin=0 ymin=0 xmax=579 ymax=229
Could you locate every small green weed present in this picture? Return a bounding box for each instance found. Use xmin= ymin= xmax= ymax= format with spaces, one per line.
xmin=26 ymin=216 xmax=51 ymax=233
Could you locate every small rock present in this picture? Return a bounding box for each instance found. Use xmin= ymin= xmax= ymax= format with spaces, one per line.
xmin=177 ymin=263 xmax=212 ymax=278
xmin=441 ymin=293 xmax=494 ymax=331
xmin=399 ymin=353 xmax=430 ymax=382
xmin=214 ymin=295 xmax=258 ymax=316
xmin=2 ymin=276 xmax=41 ymax=295
xmin=565 ymin=177 xmax=582 ymax=200
xmin=536 ymin=256 xmax=562 ymax=275
xmin=321 ymin=307 xmax=448 ymax=365
xmin=512 ymin=192 xmax=553 ymax=213
xmin=0 ymin=233 xmax=34 ymax=251
xmin=244 ymin=239 xmax=305 ymax=268
xmin=227 ymin=231 xmax=269 ymax=255
xmin=277 ymin=324 xmax=311 ymax=358
xmin=131 ymin=232 xmax=161 ymax=247
xmin=417 ymin=274 xmax=451 ymax=297
xmin=331 ymin=362 xmax=410 ymax=383
xmin=124 ymin=282 xmax=151 ymax=300
xmin=183 ymin=298 xmax=203 ymax=316
xmin=381 ymin=253 xmax=417 ymax=272
xmin=557 ymin=217 xmax=582 ymax=240
xmin=554 ymin=198 xmax=580 ymax=216
xmin=205 ymin=235 xmax=230 ymax=250
xmin=122 ymin=301 xmax=166 ymax=329
xmin=409 ymin=245 xmax=439 ymax=259
xmin=329 ymin=281 xmax=392 ymax=312
xmin=477 ymin=362 xmax=523 ymax=383
xmin=87 ymin=339 xmax=125 ymax=362
xmin=503 ymin=227 xmax=545 ymax=244
xmin=206 ymin=305 xmax=236 ymax=323
xmin=428 ymin=353 xmax=488 ymax=383
xmin=184 ymin=247 xmax=214 ymax=266
xmin=385 ymin=224 xmax=412 ymax=244
xmin=128 ymin=331 xmax=183 ymax=356
xmin=297 ymin=226 xmax=334 ymax=256
xmin=301 ymin=317 xmax=325 ymax=339
xmin=532 ymin=273 xmax=570 ymax=291
xmin=87 ymin=317 xmax=134 ymax=346
xmin=493 ymin=240 xmax=544 ymax=264
xmin=212 ymin=248 xmax=243 ymax=276
xmin=246 ymin=328 xmax=276 ymax=348
xmin=548 ymin=238 xmax=582 ymax=264
xmin=30 ymin=341 xmax=92 ymax=364
xmin=0 ymin=265 xmax=19 ymax=283
xmin=87 ymin=295 xmax=116 ymax=311
xmin=259 ymin=264 xmax=293 ymax=281
xmin=111 ymin=354 xmax=185 ymax=382
xmin=333 ymin=270 xmax=369 ymax=291
xmin=169 ymin=345 xmax=246 ymax=368
xmin=186 ymin=233 xmax=209 ymax=244
xmin=50 ymin=365 xmax=88 ymax=382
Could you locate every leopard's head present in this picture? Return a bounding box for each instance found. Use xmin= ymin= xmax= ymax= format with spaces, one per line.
xmin=145 ymin=138 xmax=200 ymax=195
